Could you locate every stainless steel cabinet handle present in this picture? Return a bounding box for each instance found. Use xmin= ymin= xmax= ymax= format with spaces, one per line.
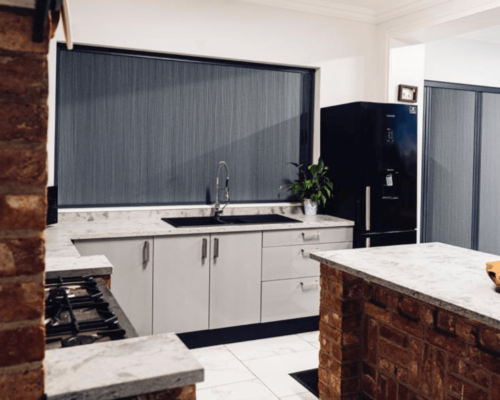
xmin=214 ymin=238 xmax=219 ymax=259
xmin=301 ymin=280 xmax=319 ymax=290
xmin=202 ymin=238 xmax=208 ymax=259
xmin=144 ymin=241 xmax=150 ymax=263
xmin=366 ymin=186 xmax=371 ymax=231
xmin=366 ymin=238 xmax=371 ymax=248
xmin=302 ymin=232 xmax=320 ymax=241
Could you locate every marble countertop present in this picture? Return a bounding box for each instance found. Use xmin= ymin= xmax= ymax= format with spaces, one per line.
xmin=45 ymin=333 xmax=204 ymax=400
xmin=45 ymin=212 xmax=354 ymax=270
xmin=45 ymin=255 xmax=113 ymax=279
xmin=311 ymin=242 xmax=500 ymax=330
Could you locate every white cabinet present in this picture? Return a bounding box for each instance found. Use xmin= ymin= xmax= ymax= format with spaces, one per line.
xmin=74 ymin=225 xmax=352 ymax=334
xmin=74 ymin=237 xmax=153 ymax=336
xmin=210 ymin=232 xmax=262 ymax=329
xmin=261 ymin=227 xmax=353 ymax=323
xmin=262 ymin=242 xmax=352 ymax=281
xmin=263 ymin=227 xmax=353 ymax=247
xmin=262 ymin=277 xmax=320 ymax=322
xmin=153 ymin=235 xmax=210 ymax=334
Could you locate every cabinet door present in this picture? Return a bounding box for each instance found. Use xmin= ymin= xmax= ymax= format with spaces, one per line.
xmin=479 ymin=93 xmax=500 ymax=255
xmin=210 ymin=232 xmax=262 ymax=330
xmin=422 ymin=88 xmax=476 ymax=248
xmin=74 ymin=237 xmax=153 ymax=336
xmin=153 ymin=235 xmax=210 ymax=334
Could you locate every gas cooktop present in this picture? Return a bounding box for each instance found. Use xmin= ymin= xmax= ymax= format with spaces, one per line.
xmin=45 ymin=276 xmax=137 ymax=349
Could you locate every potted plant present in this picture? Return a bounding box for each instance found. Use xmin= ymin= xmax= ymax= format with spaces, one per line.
xmin=281 ymin=159 xmax=334 ymax=215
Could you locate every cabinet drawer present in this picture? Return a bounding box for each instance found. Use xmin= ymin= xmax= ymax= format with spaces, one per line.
xmin=263 ymin=227 xmax=353 ymax=247
xmin=261 ymin=277 xmax=320 ymax=323
xmin=262 ymin=241 xmax=352 ymax=281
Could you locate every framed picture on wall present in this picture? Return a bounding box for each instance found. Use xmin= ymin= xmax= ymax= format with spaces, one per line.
xmin=398 ymin=84 xmax=418 ymax=103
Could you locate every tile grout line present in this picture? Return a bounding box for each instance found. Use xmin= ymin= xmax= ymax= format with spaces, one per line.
xmin=224 ymin=341 xmax=318 ymax=398
xmin=223 ymin=344 xmax=281 ymax=399
xmin=295 ymin=332 xmax=320 ymax=348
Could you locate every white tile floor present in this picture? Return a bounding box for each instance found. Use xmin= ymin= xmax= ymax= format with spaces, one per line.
xmin=191 ymin=331 xmax=320 ymax=400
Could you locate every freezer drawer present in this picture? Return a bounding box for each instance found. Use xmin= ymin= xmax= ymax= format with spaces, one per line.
xmin=355 ymin=230 xmax=417 ymax=248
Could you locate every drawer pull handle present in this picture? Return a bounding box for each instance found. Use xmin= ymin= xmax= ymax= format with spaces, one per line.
xmin=301 ymin=248 xmax=319 ymax=258
xmin=301 ymin=280 xmax=319 ymax=290
xmin=144 ymin=241 xmax=150 ymax=263
xmin=202 ymin=238 xmax=208 ymax=259
xmin=214 ymin=238 xmax=219 ymax=259
xmin=302 ymin=232 xmax=320 ymax=241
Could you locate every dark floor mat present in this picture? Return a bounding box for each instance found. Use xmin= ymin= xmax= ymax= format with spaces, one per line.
xmin=289 ymin=368 xmax=319 ymax=398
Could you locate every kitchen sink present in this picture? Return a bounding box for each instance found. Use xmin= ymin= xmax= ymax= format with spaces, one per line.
xmin=162 ymin=214 xmax=302 ymax=228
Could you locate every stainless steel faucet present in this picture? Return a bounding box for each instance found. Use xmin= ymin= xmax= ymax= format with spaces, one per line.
xmin=214 ymin=161 xmax=230 ymax=218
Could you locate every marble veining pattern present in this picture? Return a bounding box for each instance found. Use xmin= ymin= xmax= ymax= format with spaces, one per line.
xmin=44 ymin=333 xmax=204 ymax=400
xmin=311 ymin=242 xmax=500 ymax=330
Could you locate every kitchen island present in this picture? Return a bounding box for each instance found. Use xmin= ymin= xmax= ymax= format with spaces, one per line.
xmin=311 ymin=242 xmax=500 ymax=400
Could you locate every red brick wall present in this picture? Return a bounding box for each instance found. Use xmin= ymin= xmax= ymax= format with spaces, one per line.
xmin=319 ymin=263 xmax=500 ymax=400
xmin=0 ymin=7 xmax=56 ymax=400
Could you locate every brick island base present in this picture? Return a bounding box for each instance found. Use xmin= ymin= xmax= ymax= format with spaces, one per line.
xmin=319 ymin=264 xmax=500 ymax=400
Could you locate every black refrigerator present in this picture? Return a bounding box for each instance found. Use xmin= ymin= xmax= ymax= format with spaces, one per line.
xmin=320 ymin=102 xmax=417 ymax=248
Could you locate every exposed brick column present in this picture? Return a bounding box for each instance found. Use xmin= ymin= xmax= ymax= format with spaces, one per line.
xmin=0 ymin=6 xmax=57 ymax=400
xmin=318 ymin=264 xmax=366 ymax=399
xmin=319 ymin=263 xmax=500 ymax=400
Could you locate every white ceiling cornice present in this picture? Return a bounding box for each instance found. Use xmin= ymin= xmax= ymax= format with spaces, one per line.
xmin=376 ymin=0 xmax=451 ymax=23
xmin=238 ymin=0 xmax=377 ymax=23
xmin=238 ymin=0 xmax=453 ymax=24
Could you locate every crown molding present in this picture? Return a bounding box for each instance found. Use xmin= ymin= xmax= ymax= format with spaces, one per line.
xmin=376 ymin=0 xmax=451 ymax=23
xmin=238 ymin=0 xmax=377 ymax=23
xmin=238 ymin=0 xmax=455 ymax=24
xmin=0 ymin=0 xmax=35 ymax=9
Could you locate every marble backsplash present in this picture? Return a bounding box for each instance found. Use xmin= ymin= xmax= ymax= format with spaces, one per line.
xmin=58 ymin=204 xmax=303 ymax=222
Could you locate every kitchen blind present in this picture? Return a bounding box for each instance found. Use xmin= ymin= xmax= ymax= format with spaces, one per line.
xmin=56 ymin=45 xmax=314 ymax=207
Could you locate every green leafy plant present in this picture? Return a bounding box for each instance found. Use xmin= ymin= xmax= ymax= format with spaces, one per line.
xmin=280 ymin=159 xmax=334 ymax=207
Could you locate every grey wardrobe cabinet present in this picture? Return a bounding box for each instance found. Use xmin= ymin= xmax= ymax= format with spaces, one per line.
xmin=74 ymin=237 xmax=153 ymax=336
xmin=423 ymin=82 xmax=500 ymax=255
xmin=478 ymin=93 xmax=500 ymax=255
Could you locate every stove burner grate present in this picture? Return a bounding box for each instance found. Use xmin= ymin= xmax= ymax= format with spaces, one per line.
xmin=45 ymin=275 xmax=127 ymax=349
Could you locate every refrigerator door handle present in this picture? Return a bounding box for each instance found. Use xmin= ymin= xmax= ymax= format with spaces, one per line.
xmin=365 ymin=186 xmax=371 ymax=231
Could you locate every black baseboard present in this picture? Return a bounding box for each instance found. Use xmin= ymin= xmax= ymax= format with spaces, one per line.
xmin=177 ymin=316 xmax=319 ymax=349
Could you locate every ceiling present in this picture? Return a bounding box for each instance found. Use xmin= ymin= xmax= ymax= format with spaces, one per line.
xmin=237 ymin=0 xmax=450 ymax=24
xmin=460 ymin=25 xmax=500 ymax=45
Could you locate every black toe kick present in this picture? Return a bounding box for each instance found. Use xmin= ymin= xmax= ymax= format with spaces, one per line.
xmin=176 ymin=316 xmax=320 ymax=349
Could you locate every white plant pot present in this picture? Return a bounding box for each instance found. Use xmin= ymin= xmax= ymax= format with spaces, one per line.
xmin=303 ymin=199 xmax=318 ymax=215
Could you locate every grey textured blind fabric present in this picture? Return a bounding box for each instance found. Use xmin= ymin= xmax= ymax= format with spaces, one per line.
xmin=422 ymin=88 xmax=476 ymax=248
xmin=479 ymin=93 xmax=500 ymax=255
xmin=56 ymin=46 xmax=314 ymax=207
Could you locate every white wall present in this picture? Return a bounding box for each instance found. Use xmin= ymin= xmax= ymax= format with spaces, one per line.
xmin=48 ymin=0 xmax=380 ymax=186
xmin=425 ymin=37 xmax=500 ymax=87
xmin=387 ymin=41 xmax=426 ymax=241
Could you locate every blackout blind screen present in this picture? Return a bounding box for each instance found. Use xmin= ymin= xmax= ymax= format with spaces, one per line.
xmin=56 ymin=45 xmax=314 ymax=207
